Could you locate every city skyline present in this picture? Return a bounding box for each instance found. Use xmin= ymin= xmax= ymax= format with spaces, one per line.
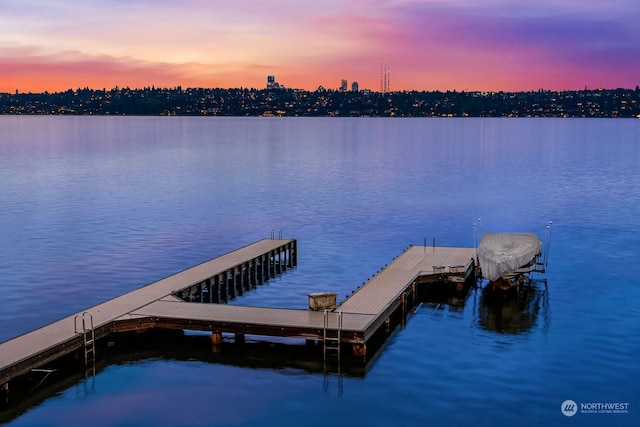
xmin=1 ymin=1 xmax=639 ymax=93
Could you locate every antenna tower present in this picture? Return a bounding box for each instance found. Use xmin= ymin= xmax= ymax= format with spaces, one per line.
xmin=380 ymin=60 xmax=390 ymax=94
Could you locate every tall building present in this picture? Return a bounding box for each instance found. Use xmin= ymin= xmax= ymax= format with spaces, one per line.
xmin=340 ymin=79 xmax=348 ymax=92
xmin=267 ymin=75 xmax=275 ymax=89
xmin=351 ymin=81 xmax=359 ymax=92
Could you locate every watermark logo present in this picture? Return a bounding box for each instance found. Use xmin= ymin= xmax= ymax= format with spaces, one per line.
xmin=561 ymin=400 xmax=630 ymax=416
xmin=561 ymin=400 xmax=578 ymax=417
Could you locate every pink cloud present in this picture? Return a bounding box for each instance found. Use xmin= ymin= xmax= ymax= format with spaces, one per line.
xmin=376 ymin=2 xmax=640 ymax=90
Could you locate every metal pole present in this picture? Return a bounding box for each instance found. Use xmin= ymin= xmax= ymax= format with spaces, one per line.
xmin=474 ymin=222 xmax=478 ymax=265
xmin=545 ymin=221 xmax=553 ymax=267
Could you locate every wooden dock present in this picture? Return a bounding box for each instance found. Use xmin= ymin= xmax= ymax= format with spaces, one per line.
xmin=0 ymin=238 xmax=297 ymax=389
xmin=0 ymin=238 xmax=476 ymax=394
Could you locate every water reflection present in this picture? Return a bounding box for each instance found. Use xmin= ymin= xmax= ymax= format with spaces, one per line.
xmin=477 ymin=280 xmax=549 ymax=334
xmin=417 ymin=278 xmax=550 ymax=336
xmin=417 ymin=280 xmax=475 ymax=311
xmin=0 ymin=329 xmax=369 ymax=423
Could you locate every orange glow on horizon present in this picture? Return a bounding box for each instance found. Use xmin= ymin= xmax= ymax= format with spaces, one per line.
xmin=4 ymin=55 xmax=628 ymax=94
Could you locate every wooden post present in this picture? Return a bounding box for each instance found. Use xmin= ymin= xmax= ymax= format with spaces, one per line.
xmin=211 ymin=331 xmax=222 ymax=354
xmin=211 ymin=331 xmax=222 ymax=344
xmin=290 ymin=240 xmax=297 ymax=267
xmin=412 ymin=282 xmax=416 ymax=306
xmin=288 ymin=242 xmax=294 ymax=268
xmin=284 ymin=245 xmax=289 ymax=268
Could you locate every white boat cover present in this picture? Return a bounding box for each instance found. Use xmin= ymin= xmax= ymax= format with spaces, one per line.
xmin=477 ymin=233 xmax=542 ymax=281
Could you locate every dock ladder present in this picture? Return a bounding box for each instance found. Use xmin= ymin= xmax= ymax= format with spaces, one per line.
xmin=74 ymin=311 xmax=96 ymax=371
xmin=323 ymin=310 xmax=342 ymax=361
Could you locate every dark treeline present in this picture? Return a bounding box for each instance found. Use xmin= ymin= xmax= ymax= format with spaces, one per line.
xmin=1 ymin=86 xmax=639 ymax=117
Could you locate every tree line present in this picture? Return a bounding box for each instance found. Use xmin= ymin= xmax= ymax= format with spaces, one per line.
xmin=1 ymin=86 xmax=639 ymax=117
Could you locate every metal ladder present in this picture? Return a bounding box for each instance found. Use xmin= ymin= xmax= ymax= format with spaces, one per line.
xmin=74 ymin=311 xmax=96 ymax=369
xmin=323 ymin=310 xmax=342 ymax=361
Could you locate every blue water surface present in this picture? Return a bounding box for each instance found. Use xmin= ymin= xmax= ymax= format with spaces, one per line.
xmin=1 ymin=116 xmax=639 ymax=426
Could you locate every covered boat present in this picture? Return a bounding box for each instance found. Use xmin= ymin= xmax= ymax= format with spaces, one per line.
xmin=477 ymin=233 xmax=542 ymax=282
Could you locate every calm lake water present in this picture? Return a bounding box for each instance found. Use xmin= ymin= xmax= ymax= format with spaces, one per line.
xmin=1 ymin=116 xmax=639 ymax=426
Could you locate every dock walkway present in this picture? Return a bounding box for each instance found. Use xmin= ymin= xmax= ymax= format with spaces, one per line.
xmin=1 ymin=238 xmax=475 ymax=390
xmin=0 ymin=239 xmax=296 ymax=386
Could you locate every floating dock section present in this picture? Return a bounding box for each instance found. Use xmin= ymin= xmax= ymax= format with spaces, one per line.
xmin=0 ymin=238 xmax=476 ymax=394
xmin=0 ymin=239 xmax=297 ymax=390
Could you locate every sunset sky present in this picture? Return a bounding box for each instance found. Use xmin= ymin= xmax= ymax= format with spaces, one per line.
xmin=1 ymin=0 xmax=639 ymax=93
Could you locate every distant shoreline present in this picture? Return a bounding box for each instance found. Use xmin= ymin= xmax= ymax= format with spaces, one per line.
xmin=2 ymin=87 xmax=639 ymax=118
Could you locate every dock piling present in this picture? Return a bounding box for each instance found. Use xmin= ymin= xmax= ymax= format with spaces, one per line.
xmin=211 ymin=332 xmax=222 ymax=345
